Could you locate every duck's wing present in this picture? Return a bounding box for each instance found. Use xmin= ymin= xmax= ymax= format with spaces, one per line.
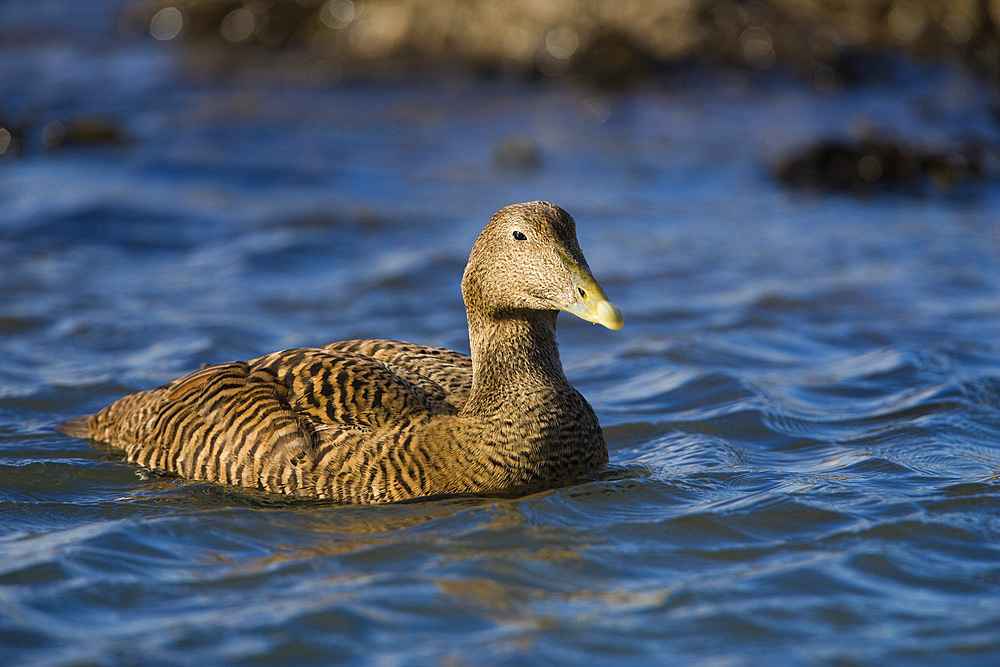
xmin=61 ymin=346 xmax=462 ymax=496
xmin=322 ymin=339 xmax=473 ymax=409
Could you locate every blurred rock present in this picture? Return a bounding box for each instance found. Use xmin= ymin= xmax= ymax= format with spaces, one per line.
xmin=567 ymin=28 xmax=657 ymax=89
xmin=493 ymin=137 xmax=542 ymax=172
xmin=41 ymin=117 xmax=131 ymax=150
xmin=0 ymin=111 xmax=130 ymax=156
xmin=776 ymin=133 xmax=991 ymax=193
xmin=120 ymin=0 xmax=1000 ymax=86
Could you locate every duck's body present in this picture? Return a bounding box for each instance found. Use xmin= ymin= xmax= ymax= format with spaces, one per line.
xmin=58 ymin=202 xmax=622 ymax=503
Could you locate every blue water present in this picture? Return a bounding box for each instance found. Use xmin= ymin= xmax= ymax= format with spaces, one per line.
xmin=3 ymin=2 xmax=1000 ymax=664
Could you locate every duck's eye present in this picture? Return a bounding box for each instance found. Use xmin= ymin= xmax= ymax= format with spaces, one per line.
xmin=512 ymin=230 xmax=527 ymax=241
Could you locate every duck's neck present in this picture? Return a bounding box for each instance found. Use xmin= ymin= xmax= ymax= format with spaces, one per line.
xmin=462 ymin=309 xmax=569 ymax=417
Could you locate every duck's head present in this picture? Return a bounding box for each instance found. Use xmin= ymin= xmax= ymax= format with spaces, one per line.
xmin=462 ymin=201 xmax=623 ymax=330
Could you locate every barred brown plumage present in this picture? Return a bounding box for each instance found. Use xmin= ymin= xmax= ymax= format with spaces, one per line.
xmin=57 ymin=202 xmax=624 ymax=503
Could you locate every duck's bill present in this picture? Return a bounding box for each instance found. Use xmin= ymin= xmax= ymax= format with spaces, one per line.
xmin=549 ymin=256 xmax=624 ymax=330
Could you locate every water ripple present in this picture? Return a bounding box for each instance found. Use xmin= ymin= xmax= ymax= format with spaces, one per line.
xmin=2 ymin=22 xmax=1000 ymax=663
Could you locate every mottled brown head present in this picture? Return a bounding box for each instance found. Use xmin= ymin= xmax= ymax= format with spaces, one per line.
xmin=462 ymin=201 xmax=622 ymax=329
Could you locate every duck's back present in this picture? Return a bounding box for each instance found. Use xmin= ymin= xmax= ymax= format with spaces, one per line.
xmin=59 ymin=340 xmax=473 ymax=499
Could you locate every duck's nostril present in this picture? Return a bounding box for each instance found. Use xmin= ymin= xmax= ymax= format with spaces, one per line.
xmin=577 ymin=287 xmax=587 ymax=300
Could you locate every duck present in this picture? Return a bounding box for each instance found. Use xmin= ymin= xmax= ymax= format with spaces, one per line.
xmin=58 ymin=201 xmax=623 ymax=503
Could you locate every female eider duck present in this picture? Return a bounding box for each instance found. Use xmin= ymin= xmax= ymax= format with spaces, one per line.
xmin=59 ymin=201 xmax=623 ymax=503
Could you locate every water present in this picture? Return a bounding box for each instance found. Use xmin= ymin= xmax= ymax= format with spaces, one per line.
xmin=3 ymin=2 xmax=1000 ymax=664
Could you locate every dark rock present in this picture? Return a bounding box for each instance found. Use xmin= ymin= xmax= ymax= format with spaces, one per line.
xmin=776 ymin=134 xmax=990 ymax=193
xmin=41 ymin=117 xmax=130 ymax=150
xmin=567 ymin=29 xmax=656 ymax=89
xmin=493 ymin=138 xmax=542 ymax=172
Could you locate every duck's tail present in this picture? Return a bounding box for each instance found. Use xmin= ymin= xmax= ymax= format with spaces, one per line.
xmin=55 ymin=415 xmax=95 ymax=439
